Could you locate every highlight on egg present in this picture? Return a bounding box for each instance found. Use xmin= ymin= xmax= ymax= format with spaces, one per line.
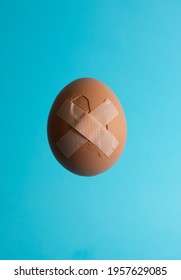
xmin=47 ymin=77 xmax=127 ymax=176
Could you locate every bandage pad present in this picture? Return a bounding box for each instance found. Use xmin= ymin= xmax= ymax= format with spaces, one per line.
xmin=56 ymin=98 xmax=119 ymax=157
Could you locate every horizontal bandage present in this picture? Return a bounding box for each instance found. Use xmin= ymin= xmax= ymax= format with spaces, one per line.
xmin=57 ymin=98 xmax=119 ymax=157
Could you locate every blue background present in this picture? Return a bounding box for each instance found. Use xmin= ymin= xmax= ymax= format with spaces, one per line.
xmin=0 ymin=0 xmax=181 ymax=260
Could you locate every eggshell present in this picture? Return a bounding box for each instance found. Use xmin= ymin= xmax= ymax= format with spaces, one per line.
xmin=47 ymin=78 xmax=127 ymax=176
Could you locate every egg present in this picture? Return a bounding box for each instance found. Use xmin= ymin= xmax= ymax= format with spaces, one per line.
xmin=47 ymin=78 xmax=127 ymax=176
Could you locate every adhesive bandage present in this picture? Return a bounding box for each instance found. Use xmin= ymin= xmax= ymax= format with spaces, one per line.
xmin=56 ymin=98 xmax=119 ymax=157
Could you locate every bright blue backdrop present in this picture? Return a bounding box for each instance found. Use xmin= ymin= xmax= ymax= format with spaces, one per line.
xmin=0 ymin=0 xmax=181 ymax=260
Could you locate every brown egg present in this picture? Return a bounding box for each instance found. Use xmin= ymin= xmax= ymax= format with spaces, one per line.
xmin=47 ymin=78 xmax=127 ymax=176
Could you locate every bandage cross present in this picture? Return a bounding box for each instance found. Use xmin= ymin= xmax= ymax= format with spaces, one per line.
xmin=56 ymin=98 xmax=119 ymax=157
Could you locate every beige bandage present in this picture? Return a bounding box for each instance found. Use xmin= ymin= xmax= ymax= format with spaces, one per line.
xmin=57 ymin=98 xmax=119 ymax=157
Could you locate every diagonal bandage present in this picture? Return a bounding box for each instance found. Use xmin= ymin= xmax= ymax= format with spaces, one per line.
xmin=57 ymin=99 xmax=119 ymax=157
